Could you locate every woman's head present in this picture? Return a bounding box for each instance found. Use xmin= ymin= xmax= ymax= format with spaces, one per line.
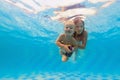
xmin=64 ymin=20 xmax=75 ymax=35
xmin=73 ymin=17 xmax=84 ymax=34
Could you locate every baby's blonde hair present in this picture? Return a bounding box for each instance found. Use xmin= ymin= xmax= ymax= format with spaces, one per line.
xmin=64 ymin=20 xmax=75 ymax=27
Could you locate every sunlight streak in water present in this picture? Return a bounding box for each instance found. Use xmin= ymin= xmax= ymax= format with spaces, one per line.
xmin=0 ymin=1 xmax=120 ymax=79
xmin=1 ymin=0 xmax=119 ymax=38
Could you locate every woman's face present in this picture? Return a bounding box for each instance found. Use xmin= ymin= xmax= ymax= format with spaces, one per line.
xmin=75 ymin=22 xmax=84 ymax=34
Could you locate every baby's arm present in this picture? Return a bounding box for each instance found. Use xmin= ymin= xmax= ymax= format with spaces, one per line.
xmin=56 ymin=34 xmax=71 ymax=53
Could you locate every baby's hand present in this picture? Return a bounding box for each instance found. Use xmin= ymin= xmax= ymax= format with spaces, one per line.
xmin=63 ymin=45 xmax=71 ymax=53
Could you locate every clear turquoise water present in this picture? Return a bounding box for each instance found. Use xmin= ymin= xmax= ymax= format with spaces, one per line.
xmin=0 ymin=1 xmax=120 ymax=80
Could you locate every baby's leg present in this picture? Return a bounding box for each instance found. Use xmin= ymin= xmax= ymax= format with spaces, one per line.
xmin=62 ymin=54 xmax=68 ymax=62
xmin=60 ymin=49 xmax=68 ymax=62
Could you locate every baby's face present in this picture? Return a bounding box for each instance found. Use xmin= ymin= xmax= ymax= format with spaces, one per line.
xmin=64 ymin=25 xmax=75 ymax=35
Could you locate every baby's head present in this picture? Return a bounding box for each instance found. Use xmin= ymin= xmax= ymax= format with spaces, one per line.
xmin=64 ymin=20 xmax=75 ymax=35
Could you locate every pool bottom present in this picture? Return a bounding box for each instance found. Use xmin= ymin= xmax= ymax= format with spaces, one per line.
xmin=0 ymin=72 xmax=120 ymax=80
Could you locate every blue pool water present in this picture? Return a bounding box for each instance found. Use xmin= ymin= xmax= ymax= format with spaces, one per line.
xmin=0 ymin=1 xmax=120 ymax=80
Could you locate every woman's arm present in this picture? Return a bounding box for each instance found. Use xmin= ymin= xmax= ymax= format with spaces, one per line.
xmin=78 ymin=31 xmax=88 ymax=49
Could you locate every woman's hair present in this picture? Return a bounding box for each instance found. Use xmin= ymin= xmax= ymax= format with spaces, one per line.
xmin=73 ymin=17 xmax=84 ymax=27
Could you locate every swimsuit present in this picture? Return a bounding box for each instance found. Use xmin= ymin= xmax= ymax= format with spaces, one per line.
xmin=64 ymin=46 xmax=73 ymax=57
